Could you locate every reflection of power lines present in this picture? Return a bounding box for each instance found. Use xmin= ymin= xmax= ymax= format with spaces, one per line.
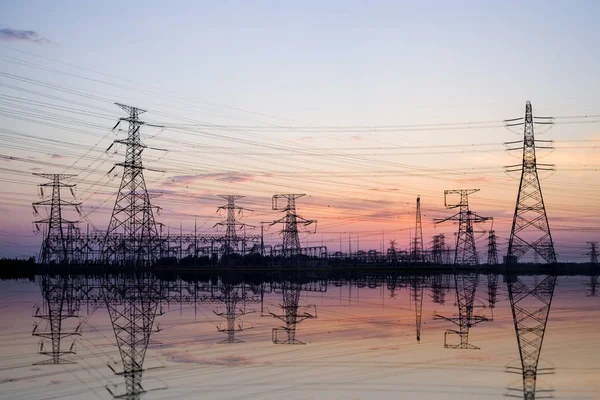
xmin=32 ymin=275 xmax=81 ymax=364
xmin=434 ymin=189 xmax=490 ymax=265
xmin=506 ymin=274 xmax=556 ymax=399
xmin=435 ymin=273 xmax=488 ymax=349
xmin=214 ymin=283 xmax=259 ymax=343
xmin=505 ymin=101 xmax=556 ymax=264
xmin=410 ymin=277 xmax=424 ymax=343
xmin=268 ymin=278 xmax=324 ymax=344
xmin=102 ymin=273 xmax=164 ymax=399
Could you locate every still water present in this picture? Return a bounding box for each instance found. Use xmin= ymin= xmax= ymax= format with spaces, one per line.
xmin=0 ymin=272 xmax=598 ymax=399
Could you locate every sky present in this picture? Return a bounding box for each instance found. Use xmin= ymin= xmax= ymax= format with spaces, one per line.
xmin=0 ymin=1 xmax=599 ymax=260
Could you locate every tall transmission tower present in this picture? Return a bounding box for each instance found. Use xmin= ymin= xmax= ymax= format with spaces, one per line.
xmin=104 ymin=103 xmax=163 ymax=267
xmin=271 ymin=194 xmax=315 ymax=257
xmin=32 ymin=275 xmax=81 ymax=364
xmin=102 ymin=273 xmax=163 ymax=399
xmin=32 ymin=174 xmax=81 ymax=265
xmin=431 ymin=234 xmax=446 ymax=265
xmin=505 ymin=101 xmax=556 ymax=264
xmin=411 ymin=196 xmax=425 ymax=262
xmin=214 ymin=195 xmax=250 ymax=256
xmin=506 ymin=274 xmax=556 ymax=399
xmin=586 ymin=241 xmax=598 ymax=264
xmin=434 ymin=189 xmax=490 ymax=265
xmin=487 ymin=229 xmax=499 ymax=265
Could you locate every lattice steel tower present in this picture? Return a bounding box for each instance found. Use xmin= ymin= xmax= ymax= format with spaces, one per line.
xmin=271 ymin=194 xmax=315 ymax=257
xmin=214 ymin=195 xmax=250 ymax=255
xmin=411 ymin=195 xmax=425 ymax=262
xmin=33 ymin=174 xmax=81 ymax=265
xmin=586 ymin=241 xmax=598 ymax=264
xmin=435 ymin=189 xmax=490 ymax=265
xmin=505 ymin=101 xmax=556 ymax=264
xmin=104 ymin=103 xmax=161 ymax=267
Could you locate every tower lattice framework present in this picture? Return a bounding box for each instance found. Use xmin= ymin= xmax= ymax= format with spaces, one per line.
xmin=214 ymin=195 xmax=250 ymax=256
xmin=271 ymin=194 xmax=315 ymax=257
xmin=435 ymin=189 xmax=490 ymax=265
xmin=505 ymin=101 xmax=556 ymax=264
xmin=104 ymin=103 xmax=161 ymax=267
xmin=586 ymin=242 xmax=598 ymax=296
xmin=506 ymin=274 xmax=556 ymax=399
xmin=33 ymin=174 xmax=81 ymax=265
xmin=411 ymin=196 xmax=425 ymax=262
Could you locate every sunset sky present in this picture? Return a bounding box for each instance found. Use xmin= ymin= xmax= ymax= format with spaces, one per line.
xmin=0 ymin=1 xmax=599 ymax=260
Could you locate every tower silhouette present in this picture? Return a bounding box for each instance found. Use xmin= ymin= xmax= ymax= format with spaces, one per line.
xmin=32 ymin=174 xmax=81 ymax=265
xmin=411 ymin=196 xmax=425 ymax=262
xmin=214 ymin=195 xmax=250 ymax=256
xmin=271 ymin=194 xmax=315 ymax=257
xmin=505 ymin=101 xmax=556 ymax=264
xmin=435 ymin=189 xmax=490 ymax=265
xmin=104 ymin=103 xmax=162 ymax=267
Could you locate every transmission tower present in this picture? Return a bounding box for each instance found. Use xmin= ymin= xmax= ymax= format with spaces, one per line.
xmin=104 ymin=103 xmax=162 ymax=267
xmin=214 ymin=195 xmax=251 ymax=256
xmin=585 ymin=242 xmax=599 ymax=296
xmin=411 ymin=196 xmax=425 ymax=262
xmin=431 ymin=234 xmax=446 ymax=265
xmin=435 ymin=273 xmax=488 ymax=349
xmin=505 ymin=101 xmax=556 ymax=264
xmin=487 ymin=229 xmax=499 ymax=265
xmin=586 ymin=241 xmax=598 ymax=264
xmin=506 ymin=274 xmax=556 ymax=399
xmin=410 ymin=277 xmax=424 ymax=343
xmin=434 ymin=189 xmax=490 ymax=265
xmin=102 ymin=273 xmax=163 ymax=399
xmin=271 ymin=194 xmax=315 ymax=257
xmin=32 ymin=275 xmax=82 ymax=364
xmin=32 ymin=174 xmax=81 ymax=265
